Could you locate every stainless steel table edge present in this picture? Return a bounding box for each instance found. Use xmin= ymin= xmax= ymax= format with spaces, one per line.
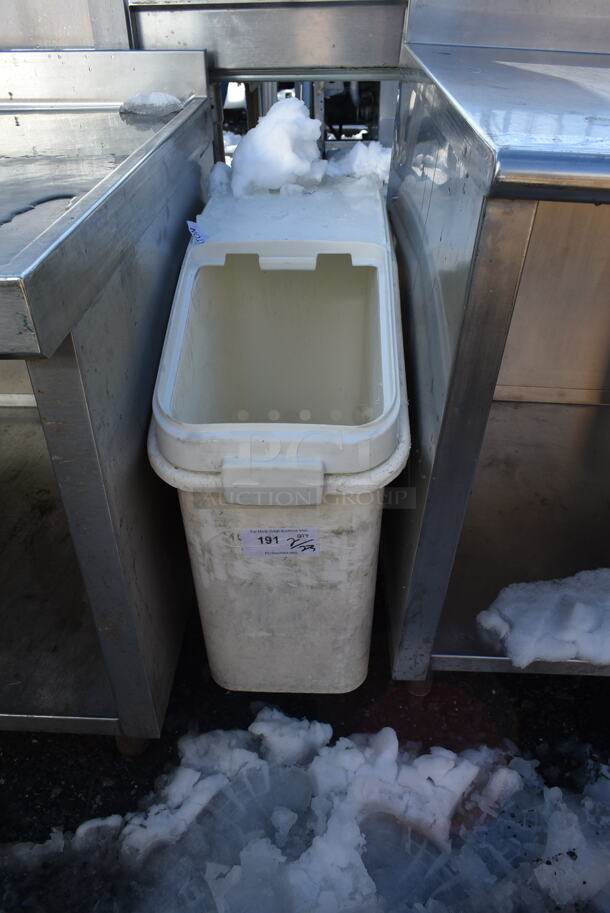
xmin=2 ymin=97 xmax=209 ymax=357
xmin=401 ymin=44 xmax=610 ymax=203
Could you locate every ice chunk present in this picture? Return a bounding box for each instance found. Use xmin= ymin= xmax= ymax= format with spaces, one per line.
xmin=584 ymin=765 xmax=610 ymax=810
xmin=470 ymin=767 xmax=523 ymax=818
xmin=534 ymin=788 xmax=610 ymax=905
xmin=193 ymin=764 xmax=313 ymax=870
xmin=477 ymin=568 xmax=610 ymax=667
xmin=358 ymin=750 xmax=480 ymax=847
xmin=249 ymin=707 xmax=332 ymax=765
xmin=309 ymin=737 xmax=368 ymax=797
xmin=1 ymin=828 xmax=65 ymax=868
xmin=230 ymin=98 xmax=326 ymax=197
xmin=178 ymin=728 xmax=263 ymax=777
xmin=72 ymin=814 xmax=123 ymax=852
xmin=283 ymin=812 xmax=381 ymax=913
xmin=4 ymin=712 xmax=610 ymax=913
xmin=327 ymin=141 xmax=392 ymax=183
xmin=361 ymin=814 xmax=454 ymax=910
xmin=209 ymin=838 xmax=289 ymax=913
xmin=120 ymin=771 xmax=228 ymax=863
xmin=271 ymin=807 xmax=298 ymax=847
xmin=120 ymin=91 xmax=182 ymax=116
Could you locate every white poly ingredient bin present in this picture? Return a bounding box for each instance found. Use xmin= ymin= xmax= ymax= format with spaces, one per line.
xmin=149 ymin=184 xmax=410 ymax=692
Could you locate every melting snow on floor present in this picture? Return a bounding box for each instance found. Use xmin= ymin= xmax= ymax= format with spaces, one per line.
xmin=3 ymin=708 xmax=610 ymax=912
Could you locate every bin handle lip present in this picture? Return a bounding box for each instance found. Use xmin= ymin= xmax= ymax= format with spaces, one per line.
xmin=181 ymin=239 xmax=388 ymax=269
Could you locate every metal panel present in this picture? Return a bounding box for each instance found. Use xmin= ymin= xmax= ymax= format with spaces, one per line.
xmin=87 ymin=0 xmax=131 ymax=48
xmin=221 ymin=68 xmax=402 ymax=81
xmin=28 ymin=339 xmax=161 ymax=735
xmin=0 ymin=361 xmax=31 ymax=395
xmin=0 ymin=283 xmax=38 ymax=356
xmin=435 ymin=401 xmax=610 ymax=672
xmin=0 ymin=49 xmax=207 ymax=105
xmin=496 ymin=202 xmax=610 ymax=405
xmin=0 ymin=408 xmax=117 ymax=721
xmin=388 ymin=71 xmax=495 ymax=443
xmin=131 ymin=2 xmax=407 ymax=73
xmin=26 ymin=110 xmax=210 ymax=735
xmin=386 ymin=199 xmax=536 ymax=680
xmin=384 ymin=71 xmax=496 ymax=679
xmin=0 ymin=0 xmax=95 ymax=49
xmin=0 ymin=360 xmax=35 ymax=406
xmin=404 ymin=0 xmax=610 ymax=54
xmin=0 ymin=0 xmax=129 ymax=50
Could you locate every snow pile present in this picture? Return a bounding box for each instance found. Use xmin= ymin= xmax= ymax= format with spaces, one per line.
xmin=230 ymin=98 xmax=326 ymax=197
xmin=120 ymin=92 xmax=183 ymax=116
xmin=477 ymin=568 xmax=610 ymax=667
xmin=327 ymin=141 xmax=392 ymax=183
xmin=210 ymin=99 xmax=393 ymax=198
xmin=4 ymin=710 xmax=610 ymax=912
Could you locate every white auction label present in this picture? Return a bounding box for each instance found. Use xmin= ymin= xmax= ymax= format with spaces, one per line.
xmin=240 ymin=528 xmax=320 ymax=557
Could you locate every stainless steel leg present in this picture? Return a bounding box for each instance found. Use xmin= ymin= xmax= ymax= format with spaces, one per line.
xmin=386 ymin=200 xmax=538 ymax=680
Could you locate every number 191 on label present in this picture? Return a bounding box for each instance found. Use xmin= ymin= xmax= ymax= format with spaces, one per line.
xmin=240 ymin=527 xmax=320 ymax=557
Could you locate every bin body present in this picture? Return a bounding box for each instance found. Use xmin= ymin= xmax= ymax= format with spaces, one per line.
xmin=149 ymin=184 xmax=409 ymax=692
xmin=180 ymin=492 xmax=382 ymax=692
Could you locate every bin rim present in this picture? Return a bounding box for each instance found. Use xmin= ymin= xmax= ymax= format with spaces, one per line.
xmin=148 ymin=399 xmax=410 ymax=496
xmin=152 ymin=238 xmax=401 ymax=474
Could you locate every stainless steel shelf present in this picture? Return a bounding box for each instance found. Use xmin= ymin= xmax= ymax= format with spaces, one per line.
xmin=431 ymin=653 xmax=610 ymax=677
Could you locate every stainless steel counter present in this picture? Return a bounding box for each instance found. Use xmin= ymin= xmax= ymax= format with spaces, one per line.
xmin=401 ymin=44 xmax=610 ymax=199
xmin=0 ymin=109 xmax=169 ymax=267
xmin=0 ymin=51 xmax=214 ymax=736
xmin=387 ymin=43 xmax=610 ymax=680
